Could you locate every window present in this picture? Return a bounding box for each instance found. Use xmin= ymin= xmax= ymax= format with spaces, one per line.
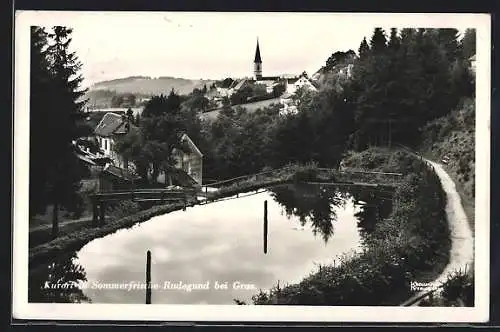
xmin=104 ymin=139 xmax=107 ymax=151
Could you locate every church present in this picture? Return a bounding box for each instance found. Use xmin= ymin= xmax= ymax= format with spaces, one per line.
xmin=211 ymin=38 xmax=319 ymax=112
xmin=250 ymin=38 xmax=318 ymax=95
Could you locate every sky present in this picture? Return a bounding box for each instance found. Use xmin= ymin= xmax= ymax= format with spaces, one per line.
xmin=17 ymin=11 xmax=481 ymax=87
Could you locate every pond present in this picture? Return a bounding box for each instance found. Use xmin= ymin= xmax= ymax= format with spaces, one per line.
xmin=29 ymin=183 xmax=393 ymax=304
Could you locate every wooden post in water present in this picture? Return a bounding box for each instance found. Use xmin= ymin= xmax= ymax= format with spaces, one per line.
xmin=263 ymin=200 xmax=268 ymax=254
xmin=99 ymin=202 xmax=105 ymax=227
xmin=146 ymin=250 xmax=151 ymax=304
xmin=92 ymin=199 xmax=98 ymax=226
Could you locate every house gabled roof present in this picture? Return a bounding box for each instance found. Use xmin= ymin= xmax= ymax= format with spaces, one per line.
xmin=172 ymin=133 xmax=203 ymax=157
xmin=103 ymin=164 xmax=140 ymax=182
xmin=229 ymin=80 xmax=240 ymax=89
xmin=233 ymin=79 xmax=249 ymax=91
xmin=94 ymin=112 xmax=126 ymax=137
xmin=182 ymin=133 xmax=203 ymax=157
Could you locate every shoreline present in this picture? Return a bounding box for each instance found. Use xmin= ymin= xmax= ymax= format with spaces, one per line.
xmin=28 ymin=177 xmax=292 ymax=270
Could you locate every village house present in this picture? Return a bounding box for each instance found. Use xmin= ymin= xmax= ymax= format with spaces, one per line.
xmin=94 ymin=112 xmax=203 ymax=187
xmin=284 ymin=75 xmax=318 ymax=95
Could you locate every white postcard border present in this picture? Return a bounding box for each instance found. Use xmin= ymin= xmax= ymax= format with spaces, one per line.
xmin=13 ymin=11 xmax=491 ymax=322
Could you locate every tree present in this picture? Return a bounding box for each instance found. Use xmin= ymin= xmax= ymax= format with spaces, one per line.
xmin=253 ymin=84 xmax=267 ymax=97
xmin=230 ymin=85 xmax=253 ymax=105
xmin=30 ymin=27 xmax=52 ymax=216
xmin=111 ymin=94 xmax=124 ymax=107
xmin=388 ymin=28 xmax=400 ymax=51
xmin=461 ymin=28 xmax=476 ymax=59
xmin=116 ymin=94 xmax=187 ymax=184
xmin=370 ymin=28 xmax=387 ymax=54
xmin=126 ymin=108 xmax=134 ymax=123
xmin=272 ymin=82 xmax=286 ymax=97
xmin=325 ymin=50 xmax=356 ymax=72
xmin=183 ymin=94 xmax=209 ymax=112
xmin=142 ymin=90 xmax=181 ymax=118
xmin=30 ymin=26 xmax=88 ymax=237
xmin=434 ymin=28 xmax=461 ymax=63
xmin=358 ymin=37 xmax=370 ymax=59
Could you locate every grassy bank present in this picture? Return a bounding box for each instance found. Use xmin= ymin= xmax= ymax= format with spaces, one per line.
xmin=251 ymin=148 xmax=451 ymax=305
xmin=29 ymin=200 xmax=142 ymax=248
xmin=419 ymin=269 xmax=474 ymax=307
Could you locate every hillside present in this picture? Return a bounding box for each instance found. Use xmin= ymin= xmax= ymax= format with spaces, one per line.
xmin=84 ymin=76 xmax=215 ymax=109
xmin=90 ymin=76 xmax=214 ymax=95
xmin=419 ymin=98 xmax=475 ymax=230
xmin=200 ymin=98 xmax=281 ymax=121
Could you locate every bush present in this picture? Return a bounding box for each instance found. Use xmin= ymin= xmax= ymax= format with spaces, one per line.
xmin=105 ymin=200 xmax=141 ymax=219
xmin=292 ymin=162 xmax=319 ymax=182
xmin=419 ymin=269 xmax=474 ymax=307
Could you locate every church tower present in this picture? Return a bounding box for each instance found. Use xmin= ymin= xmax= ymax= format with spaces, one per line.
xmin=254 ymin=38 xmax=262 ymax=80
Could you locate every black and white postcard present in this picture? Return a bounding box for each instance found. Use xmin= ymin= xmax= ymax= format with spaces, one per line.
xmin=13 ymin=11 xmax=491 ymax=322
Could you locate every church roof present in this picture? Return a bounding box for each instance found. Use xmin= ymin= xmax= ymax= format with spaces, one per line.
xmin=254 ymin=39 xmax=262 ymax=63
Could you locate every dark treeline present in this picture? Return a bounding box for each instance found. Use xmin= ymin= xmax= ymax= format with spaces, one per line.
xmin=347 ymin=28 xmax=475 ymax=149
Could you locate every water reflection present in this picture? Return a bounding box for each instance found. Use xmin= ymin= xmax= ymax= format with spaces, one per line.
xmin=350 ymin=187 xmax=394 ymax=241
xmin=270 ymin=183 xmax=394 ymax=244
xmin=29 ymin=253 xmax=91 ymax=303
xmin=270 ymin=184 xmax=349 ymax=243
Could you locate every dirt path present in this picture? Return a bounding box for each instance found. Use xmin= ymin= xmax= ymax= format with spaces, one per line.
xmin=402 ymin=158 xmax=474 ymax=305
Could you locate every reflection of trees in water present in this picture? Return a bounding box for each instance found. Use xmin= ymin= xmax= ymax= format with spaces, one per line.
xmin=270 ymin=184 xmax=349 ymax=243
xmin=349 ymin=187 xmax=394 ymax=241
xmin=29 ymin=252 xmax=91 ymax=303
xmin=270 ymin=183 xmax=394 ymax=244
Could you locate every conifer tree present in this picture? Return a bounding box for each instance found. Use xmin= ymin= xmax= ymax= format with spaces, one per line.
xmin=369 ymin=28 xmax=387 ymax=54
xmin=461 ymin=28 xmax=476 ymax=59
xmin=358 ymin=37 xmax=370 ymax=59
xmin=30 ymin=26 xmax=88 ymax=238
xmin=29 ymin=27 xmax=52 ymax=216
xmin=387 ymin=28 xmax=401 ymax=51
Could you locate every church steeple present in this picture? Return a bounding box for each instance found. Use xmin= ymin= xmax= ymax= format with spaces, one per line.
xmin=254 ymin=38 xmax=262 ymax=79
xmin=254 ymin=38 xmax=262 ymax=63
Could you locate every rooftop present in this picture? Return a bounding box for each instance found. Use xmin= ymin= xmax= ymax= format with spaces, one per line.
xmin=94 ymin=112 xmax=137 ymax=137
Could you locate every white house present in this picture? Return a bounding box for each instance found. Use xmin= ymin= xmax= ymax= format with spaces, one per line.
xmin=284 ymin=76 xmax=318 ymax=95
xmin=94 ymin=112 xmax=132 ymax=169
xmin=94 ymin=112 xmax=203 ymax=186
xmin=216 ymin=87 xmax=233 ymax=97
